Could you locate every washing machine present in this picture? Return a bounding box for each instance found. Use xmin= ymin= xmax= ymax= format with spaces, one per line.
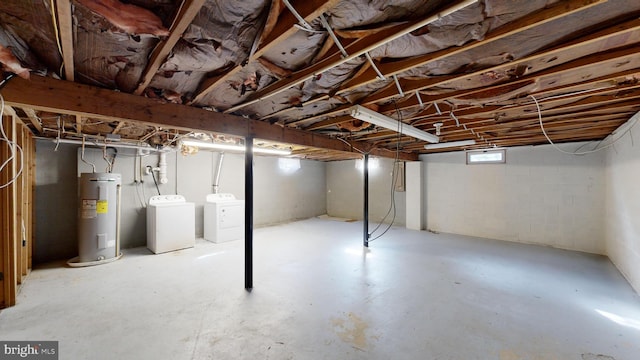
xmin=147 ymin=195 xmax=195 ymax=254
xmin=204 ymin=193 xmax=244 ymax=243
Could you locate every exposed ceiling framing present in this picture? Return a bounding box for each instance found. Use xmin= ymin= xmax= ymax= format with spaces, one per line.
xmin=0 ymin=0 xmax=639 ymax=160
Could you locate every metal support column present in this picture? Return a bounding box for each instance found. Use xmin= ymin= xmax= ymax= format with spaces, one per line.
xmin=363 ymin=153 xmax=369 ymax=247
xmin=244 ymin=137 xmax=253 ymax=289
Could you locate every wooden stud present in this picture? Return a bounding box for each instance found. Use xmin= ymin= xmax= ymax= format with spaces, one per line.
xmin=21 ymin=108 xmax=44 ymax=134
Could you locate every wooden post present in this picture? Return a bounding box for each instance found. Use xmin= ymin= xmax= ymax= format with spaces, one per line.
xmin=1 ymin=115 xmax=18 ymax=307
xmin=0 ymin=114 xmax=33 ymax=308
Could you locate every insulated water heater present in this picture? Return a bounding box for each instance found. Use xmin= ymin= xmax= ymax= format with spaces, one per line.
xmin=77 ymin=172 xmax=122 ymax=263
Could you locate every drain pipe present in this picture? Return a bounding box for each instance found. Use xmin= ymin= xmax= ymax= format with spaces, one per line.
xmin=158 ymin=152 xmax=168 ymax=184
xmin=212 ymin=152 xmax=225 ymax=194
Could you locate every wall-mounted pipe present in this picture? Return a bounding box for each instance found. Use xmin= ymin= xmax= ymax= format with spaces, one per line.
xmin=212 ymin=152 xmax=225 ymax=194
xmin=158 ymin=152 xmax=168 ymax=184
xmin=80 ymin=136 xmax=96 ymax=173
xmin=116 ymin=183 xmax=122 ymax=257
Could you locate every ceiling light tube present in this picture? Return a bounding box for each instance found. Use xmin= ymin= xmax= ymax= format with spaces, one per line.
xmin=424 ymin=140 xmax=476 ymax=150
xmin=180 ymin=139 xmax=291 ymax=156
xmin=350 ymin=105 xmax=439 ymax=143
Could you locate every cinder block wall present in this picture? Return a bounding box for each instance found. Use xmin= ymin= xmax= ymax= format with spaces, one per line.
xmin=605 ymin=125 xmax=640 ymax=294
xmin=422 ymin=143 xmax=606 ymax=254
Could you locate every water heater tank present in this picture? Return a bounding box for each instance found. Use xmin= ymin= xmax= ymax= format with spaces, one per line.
xmin=77 ymin=173 xmax=122 ymax=263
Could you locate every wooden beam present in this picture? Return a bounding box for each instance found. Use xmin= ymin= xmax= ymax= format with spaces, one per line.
xmin=305 ymin=115 xmax=352 ymax=131
xmin=2 ymin=76 xmax=416 ymax=160
xmin=293 ymin=53 xmax=621 ymax=128
xmin=428 ymin=98 xmax=640 ymax=137
xmin=76 ymin=115 xmax=82 ymax=132
xmin=339 ymin=0 xmax=607 ymax=92
xmin=124 ymin=0 xmax=207 ymax=133
xmin=253 ymin=0 xmax=339 ymax=59
xmin=361 ymin=16 xmax=640 ymax=106
xmin=406 ymin=77 xmax=640 ymax=128
xmin=1 ymin=115 xmax=18 ymax=308
xmin=190 ymin=0 xmax=340 ymax=106
xmin=16 ymin=124 xmax=25 ymax=284
xmin=319 ymin=33 xmax=640 ymax=129
xmin=133 ymin=0 xmax=206 ymax=95
xmin=3 ymin=105 xmax=18 ymax=118
xmin=55 ymin=0 xmax=75 ymax=81
xmin=223 ymin=0 xmax=479 ymax=113
xmin=378 ymin=67 xmax=640 ymax=118
xmin=20 ymin=108 xmax=43 ymax=134
xmin=190 ymin=65 xmax=244 ymax=105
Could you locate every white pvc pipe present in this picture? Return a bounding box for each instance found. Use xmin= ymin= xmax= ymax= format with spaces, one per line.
xmin=158 ymin=152 xmax=168 ymax=184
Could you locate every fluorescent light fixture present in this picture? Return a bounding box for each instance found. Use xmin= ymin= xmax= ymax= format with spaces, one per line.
xmin=350 ymin=105 xmax=439 ymax=143
xmin=180 ymin=139 xmax=291 ymax=156
xmin=424 ymin=139 xmax=476 ymax=150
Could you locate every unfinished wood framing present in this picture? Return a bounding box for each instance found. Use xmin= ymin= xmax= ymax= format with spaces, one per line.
xmin=1 ymin=76 xmax=416 ymax=161
xmin=0 ymin=115 xmax=35 ymax=309
xmin=54 ymin=0 xmax=75 ymax=81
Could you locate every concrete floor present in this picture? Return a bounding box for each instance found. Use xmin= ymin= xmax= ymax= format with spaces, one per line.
xmin=1 ymin=218 xmax=639 ymax=360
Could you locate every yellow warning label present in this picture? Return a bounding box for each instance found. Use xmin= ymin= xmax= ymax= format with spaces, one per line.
xmin=96 ymin=200 xmax=108 ymax=214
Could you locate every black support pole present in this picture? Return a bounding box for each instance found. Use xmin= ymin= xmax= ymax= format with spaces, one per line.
xmin=245 ymin=137 xmax=253 ymax=289
xmin=363 ymin=153 xmax=369 ymax=247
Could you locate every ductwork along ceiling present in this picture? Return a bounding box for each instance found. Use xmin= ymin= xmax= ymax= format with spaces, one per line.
xmin=1 ymin=0 xmax=639 ymax=160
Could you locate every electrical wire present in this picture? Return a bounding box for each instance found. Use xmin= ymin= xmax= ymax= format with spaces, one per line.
xmin=337 ymin=136 xmax=365 ymax=154
xmin=530 ymin=95 xmax=638 ymax=155
xmin=0 ymin=93 xmax=24 ymax=189
xmin=148 ymin=165 xmax=161 ymax=196
xmin=48 ymin=0 xmax=65 ymax=76
xmin=368 ymin=101 xmax=403 ymax=242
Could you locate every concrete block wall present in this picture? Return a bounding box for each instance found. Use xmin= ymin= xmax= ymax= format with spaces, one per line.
xmin=605 ymin=122 xmax=640 ymax=294
xmin=422 ymin=143 xmax=606 ymax=254
xmin=35 ymin=141 xmax=326 ymax=263
xmin=176 ymin=152 xmax=326 ymax=229
xmin=326 ymin=158 xmax=406 ymax=226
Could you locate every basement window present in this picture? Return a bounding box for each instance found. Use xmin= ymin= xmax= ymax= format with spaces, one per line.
xmin=466 ymin=149 xmax=506 ymax=164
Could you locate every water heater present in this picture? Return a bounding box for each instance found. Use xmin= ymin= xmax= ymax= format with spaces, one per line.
xmin=76 ymin=172 xmax=122 ymax=264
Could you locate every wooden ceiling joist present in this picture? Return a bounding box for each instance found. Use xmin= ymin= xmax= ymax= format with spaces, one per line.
xmin=223 ymin=0 xmax=479 ymax=114
xmin=2 ymin=76 xmax=416 ymax=160
xmin=362 ymin=17 xmax=640 ymax=106
xmin=379 ymin=66 xmax=640 ymax=118
xmin=133 ymin=0 xmax=207 ymax=96
xmin=304 ymin=33 xmax=640 ymax=134
xmin=253 ymin=0 xmax=339 ymax=59
xmin=112 ymin=0 xmax=207 ymax=135
xmin=190 ymin=0 xmax=338 ymax=106
xmin=54 ymin=0 xmax=74 ymax=81
xmin=339 ymin=0 xmax=606 ymax=93
xmin=21 ymin=108 xmax=43 ymax=134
